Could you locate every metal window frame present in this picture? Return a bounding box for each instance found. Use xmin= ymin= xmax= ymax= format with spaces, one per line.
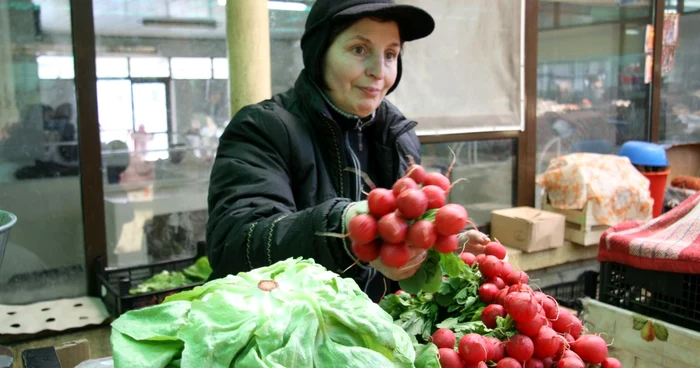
xmin=68 ymin=0 xmax=669 ymax=297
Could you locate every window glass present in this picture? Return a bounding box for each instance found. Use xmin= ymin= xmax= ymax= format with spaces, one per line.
xmin=171 ymin=57 xmax=213 ymax=80
xmin=421 ymin=140 xmax=516 ymax=227
xmin=129 ymin=57 xmax=171 ymax=78
xmin=96 ymin=57 xmax=129 ymax=78
xmin=0 ymin=1 xmax=86 ymax=304
xmin=37 ymin=56 xmax=75 ymax=79
xmin=660 ymin=12 xmax=700 ymax=144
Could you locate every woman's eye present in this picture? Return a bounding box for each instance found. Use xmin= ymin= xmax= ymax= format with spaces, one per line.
xmin=352 ymin=46 xmax=366 ymax=55
xmin=385 ymin=51 xmax=397 ymax=60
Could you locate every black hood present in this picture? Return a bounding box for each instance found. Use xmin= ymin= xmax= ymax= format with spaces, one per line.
xmin=300 ymin=0 xmax=434 ymax=96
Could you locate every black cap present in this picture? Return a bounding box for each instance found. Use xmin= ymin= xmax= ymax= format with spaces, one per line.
xmin=301 ymin=0 xmax=435 ymax=95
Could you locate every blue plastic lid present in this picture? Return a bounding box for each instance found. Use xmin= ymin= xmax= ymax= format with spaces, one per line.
xmin=618 ymin=141 xmax=668 ymax=167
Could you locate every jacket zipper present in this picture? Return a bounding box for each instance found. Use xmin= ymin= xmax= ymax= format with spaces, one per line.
xmin=345 ymin=131 xmax=362 ymax=201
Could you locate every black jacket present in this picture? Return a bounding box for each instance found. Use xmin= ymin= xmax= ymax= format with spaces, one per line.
xmin=206 ymin=71 xmax=421 ymax=301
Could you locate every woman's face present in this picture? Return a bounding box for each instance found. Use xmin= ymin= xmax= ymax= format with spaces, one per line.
xmin=323 ymin=18 xmax=401 ymax=118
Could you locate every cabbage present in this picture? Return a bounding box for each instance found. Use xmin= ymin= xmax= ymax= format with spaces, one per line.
xmin=110 ymin=258 xmax=438 ymax=368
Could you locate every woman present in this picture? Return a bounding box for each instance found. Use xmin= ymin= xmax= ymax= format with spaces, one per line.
xmin=207 ymin=0 xmax=490 ymax=302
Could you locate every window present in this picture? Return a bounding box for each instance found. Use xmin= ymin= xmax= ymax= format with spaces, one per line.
xmin=0 ymin=3 xmax=86 ymax=304
xmin=96 ymin=57 xmax=129 ymax=78
xmin=171 ymin=57 xmax=213 ymax=79
xmin=129 ymin=57 xmax=170 ymax=78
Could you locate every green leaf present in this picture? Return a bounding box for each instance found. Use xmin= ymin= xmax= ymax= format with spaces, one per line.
xmin=129 ymin=271 xmax=191 ymax=295
xmin=632 ymin=315 xmax=648 ymax=330
xmin=413 ymin=343 xmax=440 ymax=368
xmin=653 ymin=322 xmax=669 ymax=341
xmin=440 ymin=252 xmax=466 ymax=278
xmin=399 ymin=250 xmax=441 ymax=294
xmin=418 ymin=209 xmax=438 ymax=222
xmin=379 ymin=294 xmax=410 ymax=320
xmin=182 ymin=257 xmax=213 ymax=281
xmin=423 ymin=266 xmax=444 ymax=294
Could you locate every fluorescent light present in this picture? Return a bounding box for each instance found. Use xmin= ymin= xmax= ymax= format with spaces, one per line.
xmin=625 ymin=29 xmax=640 ymax=35
xmin=217 ymin=0 xmax=308 ymax=11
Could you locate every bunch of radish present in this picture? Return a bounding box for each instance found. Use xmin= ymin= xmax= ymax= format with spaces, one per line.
xmin=432 ymin=249 xmax=621 ymax=368
xmin=348 ymin=160 xmax=472 ymax=268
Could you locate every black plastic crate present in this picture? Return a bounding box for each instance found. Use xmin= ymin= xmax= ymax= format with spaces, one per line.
xmin=96 ymin=242 xmax=207 ymax=317
xmin=599 ymin=262 xmax=700 ymax=332
xmin=541 ymin=271 xmax=599 ymax=313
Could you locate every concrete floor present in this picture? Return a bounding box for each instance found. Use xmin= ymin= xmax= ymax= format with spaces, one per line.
xmin=6 ymin=326 xmax=112 ymax=368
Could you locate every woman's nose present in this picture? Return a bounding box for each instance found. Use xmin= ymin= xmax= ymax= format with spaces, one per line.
xmin=365 ymin=54 xmax=384 ymax=80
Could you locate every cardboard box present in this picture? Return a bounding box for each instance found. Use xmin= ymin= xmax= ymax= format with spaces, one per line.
xmin=665 ymin=142 xmax=700 ymax=186
xmin=491 ymin=207 xmax=566 ymax=253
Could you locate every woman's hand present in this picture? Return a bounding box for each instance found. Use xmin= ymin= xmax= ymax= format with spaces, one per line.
xmin=458 ymin=229 xmax=491 ymax=254
xmin=370 ymin=246 xmax=427 ymax=281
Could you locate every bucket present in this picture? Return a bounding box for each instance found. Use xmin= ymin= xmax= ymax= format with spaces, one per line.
xmin=0 ymin=210 xmax=17 ymax=269
xmin=643 ymin=171 xmax=670 ymax=218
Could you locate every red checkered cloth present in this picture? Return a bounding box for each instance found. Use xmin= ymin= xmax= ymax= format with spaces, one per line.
xmin=599 ymin=190 xmax=700 ymax=274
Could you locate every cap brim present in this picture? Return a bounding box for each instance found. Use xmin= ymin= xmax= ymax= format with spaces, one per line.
xmin=333 ymin=3 xmax=435 ymax=42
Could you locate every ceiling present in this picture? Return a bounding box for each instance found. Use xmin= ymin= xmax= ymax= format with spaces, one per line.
xmin=31 ymin=0 xmax=315 ymax=40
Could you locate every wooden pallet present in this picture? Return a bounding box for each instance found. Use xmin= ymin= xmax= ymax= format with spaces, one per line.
xmin=541 ymin=192 xmax=609 ymax=246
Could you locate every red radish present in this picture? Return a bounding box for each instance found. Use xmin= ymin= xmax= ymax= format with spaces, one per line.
xmin=394 ymin=290 xmax=405 ymax=295
xmin=601 ymin=357 xmax=622 ymax=368
xmin=542 ymin=298 xmax=559 ymax=320
xmin=506 ymin=334 xmax=535 ymax=361
xmin=551 ymin=310 xmax=575 ymax=334
xmin=351 ymin=240 xmax=381 ymax=262
xmin=494 ymin=288 xmax=509 ymax=306
xmin=485 ymin=241 xmax=507 ymax=260
xmin=434 ymin=204 xmax=468 ymax=236
xmin=396 ymin=189 xmax=428 ymax=219
xmin=406 ymin=164 xmax=426 ymax=184
xmin=475 ymin=253 xmax=486 ymax=264
xmin=500 ymin=262 xmax=514 ymax=280
xmin=367 ymin=188 xmax=397 ymax=218
xmin=379 ymin=243 xmax=410 ymax=268
xmin=533 ymin=327 xmax=561 ymax=359
xmin=516 ymin=314 xmax=546 ymax=337
xmin=488 ymin=276 xmax=506 ymax=290
xmin=568 ymin=319 xmax=583 ymax=339
xmin=458 ymin=334 xmax=489 ymax=364
xmin=348 ymin=214 xmax=378 ymax=245
xmin=434 ymin=235 xmax=458 ymax=254
xmin=392 ymin=177 xmax=418 ymax=197
xmin=525 ymin=358 xmax=545 ymax=368
xmin=533 ymin=292 xmax=546 ymax=303
xmin=497 ymin=358 xmax=522 ymax=368
xmin=562 ymin=333 xmax=575 ymax=344
xmin=460 ymin=252 xmax=477 ymax=266
xmin=422 ymin=185 xmax=447 ymax=209
xmin=571 ymin=334 xmax=608 ymax=364
xmin=423 ymin=171 xmax=451 ymax=192
xmin=406 ymin=220 xmax=437 ymax=249
xmin=377 ymin=213 xmax=408 ymax=243
xmin=556 ymin=358 xmax=584 ymax=368
xmin=464 ymin=362 xmax=488 ymax=368
xmin=563 ymin=350 xmax=582 ymax=359
xmin=508 ymin=284 xmax=534 ymax=294
xmin=507 ymin=270 xmax=530 ymax=285
xmin=488 ymin=337 xmax=505 ymax=361
xmin=541 ymin=357 xmax=554 ymax=368
xmin=437 ymin=348 xmax=463 ymax=368
xmin=478 ymin=283 xmax=500 ymax=304
xmin=506 ymin=292 xmax=539 ymax=323
xmin=481 ymin=304 xmax=506 ymax=329
xmin=431 ymin=328 xmax=456 ymax=350
xmin=478 ymin=255 xmax=503 ymax=279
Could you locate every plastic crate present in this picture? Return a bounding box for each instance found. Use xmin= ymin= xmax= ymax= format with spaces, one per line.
xmin=541 ymin=271 xmax=599 ymax=313
xmin=599 ymin=262 xmax=700 ymax=332
xmin=96 ymin=242 xmax=207 ymax=317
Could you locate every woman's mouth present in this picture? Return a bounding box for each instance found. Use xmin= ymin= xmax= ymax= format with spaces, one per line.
xmin=358 ymin=87 xmax=381 ymax=97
